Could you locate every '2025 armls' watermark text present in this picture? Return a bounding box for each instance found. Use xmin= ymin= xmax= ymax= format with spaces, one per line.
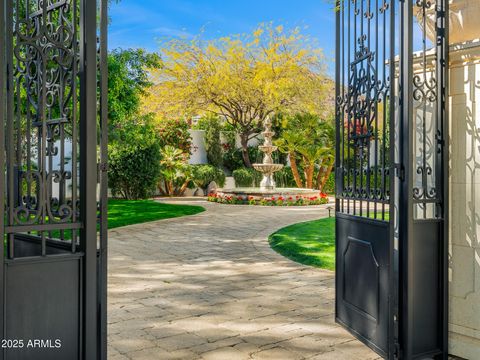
xmin=1 ymin=339 xmax=61 ymax=349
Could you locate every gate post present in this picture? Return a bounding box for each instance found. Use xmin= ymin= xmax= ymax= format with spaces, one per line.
xmin=0 ymin=0 xmax=5 ymax=354
xmin=80 ymin=0 xmax=100 ymax=356
xmin=399 ymin=0 xmax=449 ymax=358
xmin=398 ymin=0 xmax=415 ymax=357
xmin=99 ymin=0 xmax=109 ymax=358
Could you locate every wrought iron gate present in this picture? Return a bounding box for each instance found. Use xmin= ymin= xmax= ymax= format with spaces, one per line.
xmin=335 ymin=0 xmax=448 ymax=359
xmin=0 ymin=0 xmax=108 ymax=359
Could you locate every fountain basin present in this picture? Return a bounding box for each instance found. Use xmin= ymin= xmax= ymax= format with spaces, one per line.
xmin=216 ymin=187 xmax=322 ymax=200
xmin=252 ymin=163 xmax=284 ymax=174
xmin=258 ymin=145 xmax=278 ymax=152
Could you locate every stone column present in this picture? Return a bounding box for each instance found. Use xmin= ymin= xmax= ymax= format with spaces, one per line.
xmin=415 ymin=1 xmax=480 ymax=357
xmin=449 ymin=40 xmax=480 ymax=360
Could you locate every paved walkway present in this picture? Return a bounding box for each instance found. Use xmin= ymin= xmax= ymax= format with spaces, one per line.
xmin=108 ymin=199 xmax=380 ymax=360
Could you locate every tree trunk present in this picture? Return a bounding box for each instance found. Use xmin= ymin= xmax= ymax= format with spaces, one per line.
xmin=166 ymin=180 xmax=174 ymax=196
xmin=157 ymin=185 xmax=166 ymax=196
xmin=289 ymin=152 xmax=303 ymax=188
xmin=240 ymin=133 xmax=252 ymax=168
xmin=158 ymin=179 xmax=168 ymax=196
xmin=320 ymin=162 xmax=334 ymax=192
xmin=316 ymin=159 xmax=329 ymax=190
xmin=178 ymin=180 xmax=190 ymax=196
xmin=305 ymin=160 xmax=315 ymax=189
xmin=316 ymin=168 xmax=325 ymax=190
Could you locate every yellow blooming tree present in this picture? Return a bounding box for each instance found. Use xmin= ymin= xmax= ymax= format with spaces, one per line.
xmin=144 ymin=23 xmax=332 ymax=167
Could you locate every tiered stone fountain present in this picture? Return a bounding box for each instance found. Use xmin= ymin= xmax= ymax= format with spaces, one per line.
xmin=253 ymin=117 xmax=284 ymax=191
xmin=217 ymin=117 xmax=320 ymax=201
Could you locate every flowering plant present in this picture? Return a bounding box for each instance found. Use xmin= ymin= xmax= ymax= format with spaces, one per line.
xmin=208 ymin=193 xmax=329 ymax=206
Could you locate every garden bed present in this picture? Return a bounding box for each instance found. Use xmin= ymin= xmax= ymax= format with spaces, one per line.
xmin=208 ymin=192 xmax=329 ymax=206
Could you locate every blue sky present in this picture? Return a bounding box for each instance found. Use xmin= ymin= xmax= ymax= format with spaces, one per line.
xmin=109 ymin=0 xmax=337 ymax=70
xmin=109 ymin=0 xmax=429 ymax=78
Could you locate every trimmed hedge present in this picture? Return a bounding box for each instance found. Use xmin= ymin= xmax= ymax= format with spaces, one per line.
xmin=232 ymin=168 xmax=254 ymax=187
xmin=232 ymin=168 xmax=263 ymax=187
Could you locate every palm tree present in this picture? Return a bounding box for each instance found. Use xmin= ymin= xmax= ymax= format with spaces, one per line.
xmin=159 ymin=146 xmax=191 ymax=196
xmin=297 ymin=144 xmax=331 ymax=189
xmin=275 ymin=113 xmax=335 ymax=190
xmin=314 ymin=120 xmax=335 ymax=192
xmin=275 ymin=132 xmax=304 ymax=188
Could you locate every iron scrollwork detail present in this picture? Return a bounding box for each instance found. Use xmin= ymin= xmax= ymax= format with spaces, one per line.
xmin=9 ymin=0 xmax=79 ymax=228
xmin=412 ymin=0 xmax=441 ymax=214
xmin=336 ymin=0 xmax=393 ymax=219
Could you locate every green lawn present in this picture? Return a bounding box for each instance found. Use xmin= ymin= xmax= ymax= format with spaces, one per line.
xmin=269 ymin=217 xmax=335 ymax=270
xmin=107 ymin=199 xmax=205 ymax=229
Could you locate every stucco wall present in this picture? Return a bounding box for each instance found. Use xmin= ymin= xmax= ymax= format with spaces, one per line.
xmin=449 ymin=40 xmax=480 ymax=360
xmin=189 ymin=130 xmax=208 ymax=165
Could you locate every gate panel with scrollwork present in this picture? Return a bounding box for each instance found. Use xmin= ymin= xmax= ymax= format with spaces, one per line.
xmin=335 ymin=0 xmax=396 ymax=356
xmin=0 ymin=0 xmax=108 ymax=359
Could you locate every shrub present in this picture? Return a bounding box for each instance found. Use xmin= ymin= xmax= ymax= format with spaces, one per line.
xmin=223 ymin=146 xmax=262 ymax=172
xmin=109 ymin=123 xmax=161 ymax=200
xmin=232 ymin=168 xmax=255 ymax=187
xmin=191 ymin=165 xmax=226 ymax=194
xmin=221 ymin=128 xmax=236 ymax=149
xmin=223 ymin=147 xmax=244 ymax=173
xmin=157 ymin=118 xmax=192 ymax=154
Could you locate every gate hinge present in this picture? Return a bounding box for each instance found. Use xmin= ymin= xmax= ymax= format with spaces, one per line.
xmin=436 ymin=132 xmax=445 ymax=147
xmin=394 ymin=342 xmax=402 ymax=360
xmin=394 ymin=164 xmax=405 ymax=181
xmin=98 ymin=162 xmax=108 ymax=172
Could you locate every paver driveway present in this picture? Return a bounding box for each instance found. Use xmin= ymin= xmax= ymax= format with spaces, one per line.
xmin=108 ymin=199 xmax=380 ymax=360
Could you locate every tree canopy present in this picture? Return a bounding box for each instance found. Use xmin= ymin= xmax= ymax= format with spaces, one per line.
xmin=144 ymin=23 xmax=333 ymax=167
xmin=107 ymin=48 xmax=163 ymax=199
xmin=108 ymin=48 xmax=161 ymax=140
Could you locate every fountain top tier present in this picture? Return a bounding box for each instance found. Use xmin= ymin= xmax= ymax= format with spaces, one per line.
xmin=258 ymin=117 xmax=276 ymax=152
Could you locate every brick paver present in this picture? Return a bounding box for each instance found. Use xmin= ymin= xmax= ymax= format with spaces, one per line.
xmin=108 ymin=199 xmax=380 ymax=360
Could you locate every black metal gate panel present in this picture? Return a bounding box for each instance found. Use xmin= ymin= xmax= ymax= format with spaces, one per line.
xmin=335 ymin=0 xmax=396 ymax=356
xmin=0 ymin=0 xmax=108 ymax=359
xmin=335 ymin=0 xmax=449 ymax=359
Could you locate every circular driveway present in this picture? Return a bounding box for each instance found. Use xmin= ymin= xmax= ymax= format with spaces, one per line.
xmin=108 ymin=199 xmax=379 ymax=360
